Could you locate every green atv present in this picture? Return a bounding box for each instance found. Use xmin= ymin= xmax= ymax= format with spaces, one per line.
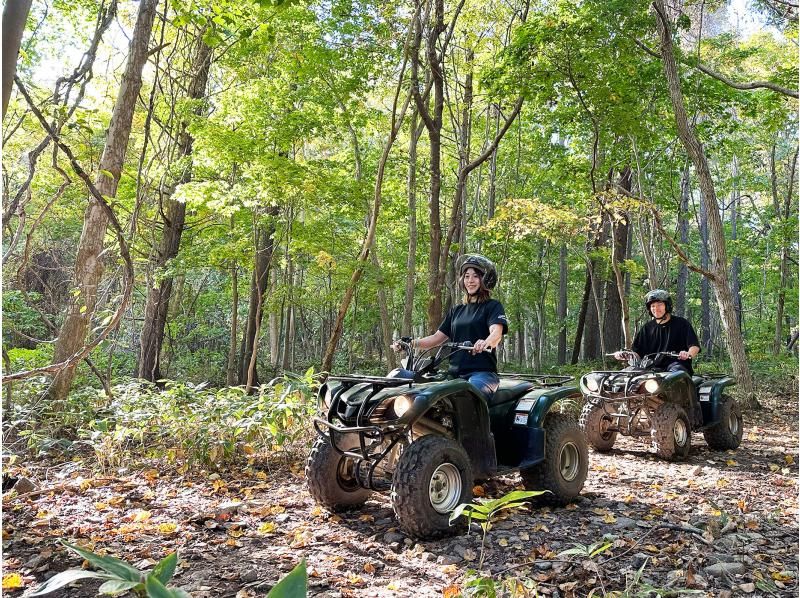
xmin=306 ymin=340 xmax=589 ymax=538
xmin=579 ymin=351 xmax=743 ymax=461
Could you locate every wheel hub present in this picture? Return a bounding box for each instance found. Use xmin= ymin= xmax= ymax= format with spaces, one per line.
xmin=728 ymin=412 xmax=740 ymax=436
xmin=559 ymin=441 xmax=581 ymax=482
xmin=673 ymin=419 xmax=688 ymax=446
xmin=429 ymin=463 xmax=462 ymax=514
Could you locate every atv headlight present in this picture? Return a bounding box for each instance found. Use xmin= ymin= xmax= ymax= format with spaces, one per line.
xmin=644 ymin=378 xmax=660 ymax=393
xmin=585 ymin=375 xmax=600 ymax=393
xmin=392 ymin=394 xmax=414 ymax=418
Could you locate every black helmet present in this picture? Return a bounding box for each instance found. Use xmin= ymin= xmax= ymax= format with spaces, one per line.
xmin=645 ymin=289 xmax=672 ymax=314
xmin=456 ymin=254 xmax=498 ymax=290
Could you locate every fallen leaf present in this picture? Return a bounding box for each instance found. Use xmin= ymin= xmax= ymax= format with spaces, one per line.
xmin=258 ymin=522 xmax=276 ymax=534
xmin=387 ymin=581 xmax=402 ymax=591
xmin=498 ymin=538 xmax=509 ymax=547
xmin=363 ymin=562 xmax=376 ymax=574
xmin=255 ymin=471 xmax=267 ymax=480
xmin=358 ymin=514 xmax=374 ymax=523
xmin=726 ymin=459 xmax=738 ymax=466
xmin=2 ymin=573 xmax=23 ymax=590
xmin=784 ymin=455 xmax=795 ymax=465
xmin=133 ymin=510 xmax=151 ymax=522
xmin=442 ymin=584 xmax=460 ymax=597
xmin=463 ymin=548 xmax=477 ymax=561
xmin=472 ymin=485 xmax=485 ymax=497
xmin=94 ymin=502 xmax=108 ymax=511
xmin=158 ymin=522 xmax=177 ymax=534
xmin=604 ymin=514 xmax=617 ymax=524
xmin=242 ymin=444 xmax=255 ymax=455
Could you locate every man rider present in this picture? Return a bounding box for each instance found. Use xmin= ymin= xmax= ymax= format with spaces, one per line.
xmin=614 ymin=289 xmax=700 ymax=375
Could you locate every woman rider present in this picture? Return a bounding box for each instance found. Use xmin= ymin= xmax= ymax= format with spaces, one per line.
xmin=394 ymin=254 xmax=508 ymax=397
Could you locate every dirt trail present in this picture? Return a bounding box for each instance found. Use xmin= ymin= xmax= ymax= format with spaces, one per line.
xmin=3 ymin=395 xmax=797 ymax=597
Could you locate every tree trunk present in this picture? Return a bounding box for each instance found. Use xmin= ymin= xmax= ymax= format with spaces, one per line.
xmin=774 ymin=147 xmax=797 ymax=353
xmin=239 ymin=210 xmax=278 ymax=386
xmin=403 ymin=110 xmax=422 ymax=336
xmin=653 ymin=0 xmax=754 ymax=401
xmin=226 ymin=262 xmax=238 ymax=387
xmin=487 ymin=105 xmax=500 ymax=220
xmin=49 ymin=0 xmax=157 ymax=400
xmin=583 ymin=221 xmax=606 ymax=360
xmin=137 ymin=37 xmax=212 ymax=382
xmin=675 ymin=161 xmax=690 ymax=316
xmin=417 ymin=0 xmax=445 ymax=331
xmin=729 ymin=156 xmax=742 ymax=331
xmin=371 ymin=246 xmax=396 ymax=369
xmin=1 ymin=0 xmax=32 ymax=117
xmin=606 ymin=166 xmax=632 ymax=349
xmin=557 ymin=245 xmax=568 ymax=365
xmin=281 ymin=255 xmax=295 ymax=372
xmin=699 ymin=193 xmax=713 ymax=354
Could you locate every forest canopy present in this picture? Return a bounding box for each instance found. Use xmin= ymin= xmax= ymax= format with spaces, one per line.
xmin=2 ymin=0 xmax=797 ymax=401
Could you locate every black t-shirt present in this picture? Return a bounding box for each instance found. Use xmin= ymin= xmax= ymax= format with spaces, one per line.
xmin=438 ymin=299 xmax=508 ymax=375
xmin=631 ymin=315 xmax=700 ymax=374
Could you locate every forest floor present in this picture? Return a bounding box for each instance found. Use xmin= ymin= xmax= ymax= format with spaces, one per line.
xmin=3 ymin=390 xmax=798 ymax=598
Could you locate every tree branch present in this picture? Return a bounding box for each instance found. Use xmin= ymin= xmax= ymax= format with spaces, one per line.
xmin=3 ymin=76 xmax=134 ymax=385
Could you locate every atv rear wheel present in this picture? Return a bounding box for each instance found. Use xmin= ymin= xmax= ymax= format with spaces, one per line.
xmin=579 ymin=401 xmax=617 ymax=452
xmin=703 ymin=395 xmax=743 ymax=450
xmin=391 ymin=435 xmax=473 ymax=539
xmin=651 ymin=403 xmax=691 ymax=461
xmin=306 ymin=436 xmax=372 ymax=511
xmin=520 ymin=413 xmax=588 ymax=504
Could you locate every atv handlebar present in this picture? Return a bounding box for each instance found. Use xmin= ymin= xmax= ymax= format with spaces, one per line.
xmin=392 ymin=339 xmax=478 ymax=376
xmin=608 ymin=350 xmax=682 ymax=369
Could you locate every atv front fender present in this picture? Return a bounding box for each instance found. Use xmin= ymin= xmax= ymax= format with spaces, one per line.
xmin=399 ymin=378 xmax=497 ymax=478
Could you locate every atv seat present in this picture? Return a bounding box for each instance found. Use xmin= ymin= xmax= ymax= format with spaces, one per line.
xmin=489 ymin=379 xmax=536 ymax=406
xmin=692 ymin=376 xmax=704 ymax=386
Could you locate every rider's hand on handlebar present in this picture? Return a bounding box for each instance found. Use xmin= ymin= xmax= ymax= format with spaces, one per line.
xmin=391 ymin=337 xmax=411 ymax=353
xmin=612 ymin=350 xmax=628 ymax=361
xmin=678 ymin=350 xmax=691 ymax=360
xmin=472 ymin=339 xmax=490 ymax=354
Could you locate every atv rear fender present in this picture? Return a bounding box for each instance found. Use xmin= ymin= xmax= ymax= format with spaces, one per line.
xmin=697 ymin=376 xmax=737 ymax=426
xmin=505 ymin=385 xmax=580 ymax=469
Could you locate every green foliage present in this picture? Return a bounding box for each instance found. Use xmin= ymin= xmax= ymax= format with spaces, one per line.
xmin=76 ymin=369 xmax=319 ymax=470
xmin=266 ymin=559 xmax=307 ymax=597
xmin=450 ymin=490 xmax=546 ymax=570
xmin=2 ymin=291 xmax=48 ymax=346
xmin=29 ymin=542 xmax=185 ymax=597
xmin=557 ymin=540 xmax=612 ymax=560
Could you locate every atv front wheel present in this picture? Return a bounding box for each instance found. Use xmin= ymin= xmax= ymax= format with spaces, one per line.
xmin=579 ymin=401 xmax=617 ymax=452
xmin=520 ymin=413 xmax=588 ymax=504
xmin=391 ymin=435 xmax=473 ymax=539
xmin=703 ymin=395 xmax=743 ymax=450
xmin=651 ymin=403 xmax=691 ymax=461
xmin=306 ymin=436 xmax=372 ymax=511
